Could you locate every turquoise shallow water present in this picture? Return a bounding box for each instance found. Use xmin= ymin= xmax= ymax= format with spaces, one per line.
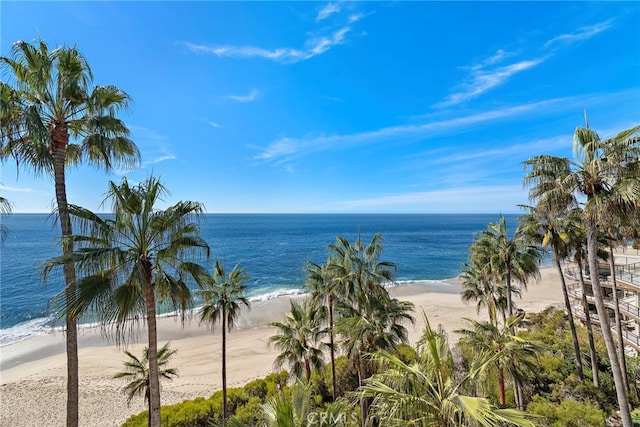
xmin=0 ymin=213 xmax=522 ymax=343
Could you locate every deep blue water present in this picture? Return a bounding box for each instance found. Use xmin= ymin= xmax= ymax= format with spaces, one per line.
xmin=0 ymin=213 xmax=521 ymax=343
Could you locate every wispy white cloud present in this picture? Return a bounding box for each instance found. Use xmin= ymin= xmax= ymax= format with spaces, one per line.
xmin=185 ymin=26 xmax=353 ymax=64
xmin=0 ymin=185 xmax=34 ymax=193
xmin=437 ymin=56 xmax=546 ymax=108
xmin=333 ymin=185 xmax=528 ymax=213
xmin=209 ymin=121 xmax=221 ymax=128
xmin=544 ymin=20 xmax=613 ymax=48
xmin=348 ymin=13 xmax=364 ymax=24
xmin=225 ymin=89 xmax=260 ymax=103
xmin=142 ymin=155 xmax=176 ymax=167
xmin=437 ymin=19 xmax=614 ymax=108
xmin=317 ymin=2 xmax=341 ymax=21
xmin=254 ymin=97 xmax=572 ymax=164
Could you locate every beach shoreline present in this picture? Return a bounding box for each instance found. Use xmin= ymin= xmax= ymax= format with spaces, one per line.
xmin=0 ymin=267 xmax=562 ymax=427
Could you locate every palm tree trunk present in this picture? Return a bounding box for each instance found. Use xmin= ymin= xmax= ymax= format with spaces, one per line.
xmin=222 ymin=314 xmax=227 ymax=425
xmin=505 ymin=266 xmax=513 ymax=316
xmin=577 ymin=255 xmax=599 ymax=388
xmin=328 ymin=296 xmax=337 ymax=401
xmin=357 ymin=353 xmax=367 ymax=427
xmin=609 ymin=245 xmax=630 ymax=394
xmin=556 ymin=257 xmax=584 ymax=380
xmin=144 ymin=285 xmax=161 ymax=427
xmin=498 ymin=368 xmax=506 ymax=406
xmin=586 ymin=218 xmax=631 ymax=425
xmin=52 ymin=133 xmax=79 ymax=427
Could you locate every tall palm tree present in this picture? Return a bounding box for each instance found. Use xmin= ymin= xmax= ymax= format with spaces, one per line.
xmin=114 ymin=342 xmax=178 ymax=427
xmin=43 ymin=176 xmax=209 ymax=427
xmin=269 ymin=299 xmax=326 ymax=382
xmin=196 ymin=259 xmax=250 ymax=425
xmin=360 ymin=314 xmax=539 ymax=426
xmin=471 ymin=216 xmax=542 ymax=316
xmin=518 ymin=205 xmax=584 ymax=380
xmin=523 ymin=124 xmax=640 ymax=425
xmin=0 ymin=38 xmax=140 ymax=426
xmin=457 ymin=314 xmax=541 ymax=408
xmin=304 ymin=258 xmax=340 ymax=400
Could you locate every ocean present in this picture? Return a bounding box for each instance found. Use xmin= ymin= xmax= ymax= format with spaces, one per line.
xmin=0 ymin=213 xmax=524 ymax=344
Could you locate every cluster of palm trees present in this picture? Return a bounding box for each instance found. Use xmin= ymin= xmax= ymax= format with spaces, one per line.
xmin=269 ymin=233 xmax=414 ymax=425
xmin=520 ymin=122 xmax=640 ymax=426
xmin=458 ymin=215 xmax=543 ymax=411
xmin=267 ymin=234 xmax=543 ymax=426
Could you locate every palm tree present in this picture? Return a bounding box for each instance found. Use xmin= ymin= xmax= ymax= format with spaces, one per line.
xmin=328 ymin=233 xmax=412 ymax=426
xmin=360 ymin=314 xmax=539 ymax=426
xmin=262 ymin=380 xmax=312 ymax=427
xmin=329 ymin=233 xmax=397 ymax=311
xmin=196 ymin=259 xmax=250 ymax=425
xmin=518 ymin=205 xmax=584 ymax=381
xmin=304 ymin=258 xmax=340 ymax=400
xmin=523 ymin=124 xmax=640 ymax=425
xmin=457 ymin=314 xmax=541 ymax=408
xmin=1 ymin=38 xmax=140 ymax=426
xmin=114 ymin=342 xmax=178 ymax=427
xmin=472 ymin=216 xmax=542 ymax=317
xmin=43 ymin=176 xmax=209 ymax=427
xmin=460 ymin=260 xmax=508 ymax=326
xmin=269 ymin=299 xmax=326 ymax=382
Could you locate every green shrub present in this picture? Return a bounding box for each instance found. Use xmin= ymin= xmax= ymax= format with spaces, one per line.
xmin=527 ymin=395 xmax=605 ymax=427
xmin=394 ymin=343 xmax=417 ymax=364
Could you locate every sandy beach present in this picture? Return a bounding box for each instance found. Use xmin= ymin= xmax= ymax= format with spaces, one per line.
xmin=0 ymin=267 xmax=563 ymax=427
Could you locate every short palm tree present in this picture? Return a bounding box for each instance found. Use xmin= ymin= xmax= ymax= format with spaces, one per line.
xmin=460 ymin=261 xmax=508 ymax=327
xmin=1 ymin=39 xmax=140 ymax=426
xmin=114 ymin=342 xmax=178 ymax=427
xmin=472 ymin=216 xmax=542 ymax=317
xmin=262 ymin=380 xmax=312 ymax=427
xmin=457 ymin=314 xmax=541 ymax=408
xmin=195 ymin=259 xmax=250 ymax=425
xmin=43 ymin=176 xmax=209 ymax=427
xmin=361 ymin=314 xmax=539 ymax=426
xmin=269 ymin=299 xmax=326 ymax=382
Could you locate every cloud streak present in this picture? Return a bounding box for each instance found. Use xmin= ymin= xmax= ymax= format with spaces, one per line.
xmin=225 ymin=89 xmax=259 ymax=103
xmin=142 ymin=155 xmax=177 ymax=167
xmin=185 ymin=3 xmax=365 ymax=64
xmin=0 ymin=185 xmax=34 ymax=193
xmin=185 ymin=26 xmax=353 ymax=64
xmin=254 ymin=97 xmax=573 ymax=164
xmin=437 ymin=19 xmax=614 ymax=108
xmin=333 ymin=184 xmax=528 ymax=213
xmin=544 ymin=20 xmax=613 ymax=48
xmin=317 ymin=2 xmax=341 ymax=21
xmin=437 ymin=57 xmax=546 ymax=108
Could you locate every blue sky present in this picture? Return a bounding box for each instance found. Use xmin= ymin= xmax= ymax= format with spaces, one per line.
xmin=1 ymin=1 xmax=639 ymax=214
